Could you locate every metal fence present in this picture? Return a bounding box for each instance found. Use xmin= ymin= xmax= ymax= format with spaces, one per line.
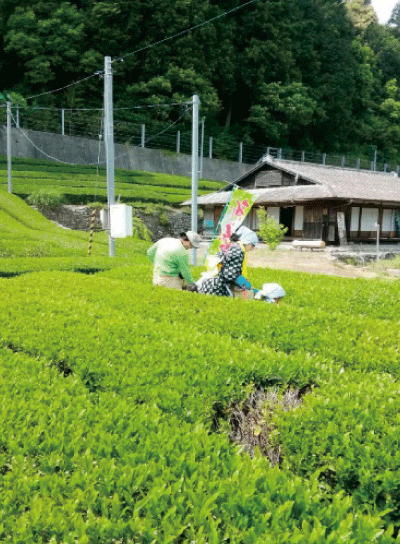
xmin=1 ymin=104 xmax=399 ymax=173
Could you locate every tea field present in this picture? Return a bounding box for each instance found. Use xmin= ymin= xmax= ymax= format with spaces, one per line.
xmin=0 ymin=155 xmax=223 ymax=206
xmin=1 ymin=191 xmax=400 ymax=542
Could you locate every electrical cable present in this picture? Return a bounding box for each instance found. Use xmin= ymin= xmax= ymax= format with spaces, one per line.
xmin=111 ymin=104 xmax=191 ymax=164
xmin=0 ymin=101 xmax=187 ymax=112
xmin=11 ymin=113 xmax=83 ymax=165
xmin=113 ymin=0 xmax=258 ymax=63
xmin=23 ymin=73 xmax=101 ymax=101
xmin=1 ymin=1 xmax=256 ymax=113
xmin=9 ymin=103 xmax=191 ymax=167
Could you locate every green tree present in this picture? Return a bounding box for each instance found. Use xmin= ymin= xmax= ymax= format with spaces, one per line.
xmin=5 ymin=2 xmax=85 ymax=86
xmin=345 ymin=0 xmax=377 ymax=29
xmin=248 ymin=81 xmax=318 ymax=143
xmin=256 ymin=208 xmax=287 ymax=250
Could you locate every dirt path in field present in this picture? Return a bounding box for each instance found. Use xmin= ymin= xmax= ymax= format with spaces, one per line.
xmin=246 ymin=244 xmax=380 ymax=279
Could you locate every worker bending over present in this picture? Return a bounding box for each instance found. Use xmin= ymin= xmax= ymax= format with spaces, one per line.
xmin=147 ymin=231 xmax=202 ymax=290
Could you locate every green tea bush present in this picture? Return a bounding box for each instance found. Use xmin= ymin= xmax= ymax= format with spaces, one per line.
xmin=0 ymin=234 xmax=400 ymax=542
xmin=132 ymin=216 xmax=152 ymax=241
xmin=26 ymin=189 xmax=66 ymax=208
xmin=0 ymin=156 xmax=223 ymax=207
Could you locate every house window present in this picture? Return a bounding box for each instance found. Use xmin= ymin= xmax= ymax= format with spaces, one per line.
xmin=350 ymin=207 xmax=360 ymax=232
xmin=382 ymin=209 xmax=395 ymax=231
xmin=360 ymin=208 xmax=379 ymax=231
xmin=203 ymin=208 xmax=214 ymax=231
xmin=294 ymin=206 xmax=304 ymax=231
xmin=267 ymin=207 xmax=280 ymax=222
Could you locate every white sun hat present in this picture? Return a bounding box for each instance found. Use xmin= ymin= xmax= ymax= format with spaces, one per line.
xmin=185 ymin=231 xmax=202 ymax=248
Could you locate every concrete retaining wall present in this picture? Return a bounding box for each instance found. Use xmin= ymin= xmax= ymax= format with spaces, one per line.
xmin=0 ymin=126 xmax=254 ymax=183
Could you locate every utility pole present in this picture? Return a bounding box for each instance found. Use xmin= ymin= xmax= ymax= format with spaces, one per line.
xmin=191 ymin=94 xmax=200 ymax=265
xmin=7 ymin=99 xmax=12 ymax=193
xmin=104 ymin=56 xmax=115 ymax=256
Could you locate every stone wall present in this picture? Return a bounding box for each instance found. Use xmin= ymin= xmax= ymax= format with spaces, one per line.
xmin=37 ymin=204 xmax=193 ymax=241
xmin=36 ymin=205 xmax=103 ymax=231
xmin=133 ymin=209 xmax=192 ymax=240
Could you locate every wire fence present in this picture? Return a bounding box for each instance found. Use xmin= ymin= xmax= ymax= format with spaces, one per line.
xmin=1 ymin=105 xmax=399 ymax=174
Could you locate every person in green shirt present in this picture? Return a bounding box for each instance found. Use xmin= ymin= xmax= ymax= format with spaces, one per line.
xmin=147 ymin=231 xmax=202 ymax=289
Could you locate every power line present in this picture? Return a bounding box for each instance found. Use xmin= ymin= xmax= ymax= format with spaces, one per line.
xmin=24 ymin=73 xmax=101 ymax=101
xmin=113 ymin=0 xmax=258 ymax=64
xmin=0 ymin=101 xmax=188 ymax=112
xmin=9 ymin=103 xmax=191 ymax=167
xmin=0 ymin=0 xmax=257 ymax=112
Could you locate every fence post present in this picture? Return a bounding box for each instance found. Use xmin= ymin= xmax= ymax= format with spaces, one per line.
xmin=176 ymin=131 xmax=180 ymax=154
xmin=239 ymin=142 xmax=243 ymax=163
xmin=322 ymin=153 xmax=326 ymax=165
xmin=278 ymin=148 xmax=282 ymax=159
xmin=15 ymin=105 xmax=20 ymax=128
xmin=341 ymin=156 xmax=345 ymax=168
xmin=209 ymin=136 xmax=213 ymax=159
xmin=384 ymin=163 xmax=387 ymax=172
xmin=370 ymin=161 xmax=374 ymax=171
xmin=397 ymin=165 xmax=399 ymax=176
xmin=141 ymin=124 xmax=145 ymax=148
xmin=7 ymin=100 xmax=12 ymax=193
xmin=356 ymin=158 xmax=360 ymax=170
xmin=61 ymin=109 xmax=65 ymax=136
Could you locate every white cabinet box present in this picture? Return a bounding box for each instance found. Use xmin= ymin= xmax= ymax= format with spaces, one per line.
xmin=110 ymin=204 xmax=133 ymax=238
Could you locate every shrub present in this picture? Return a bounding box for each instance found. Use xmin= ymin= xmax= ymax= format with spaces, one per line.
xmin=132 ymin=217 xmax=152 ymax=241
xmin=257 ymin=208 xmax=287 ymax=250
xmin=26 ymin=189 xmax=66 ymax=208
xmin=158 ymin=211 xmax=170 ymax=226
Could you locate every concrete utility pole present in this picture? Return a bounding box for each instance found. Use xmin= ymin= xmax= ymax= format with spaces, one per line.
xmin=7 ymin=100 xmax=12 ymax=193
xmin=104 ymin=56 xmax=115 ymax=256
xmin=191 ymin=94 xmax=200 ymax=265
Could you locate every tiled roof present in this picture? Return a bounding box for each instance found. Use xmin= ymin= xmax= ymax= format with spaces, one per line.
xmin=183 ymin=158 xmax=400 ymax=206
xmin=268 ymin=159 xmax=400 ymax=202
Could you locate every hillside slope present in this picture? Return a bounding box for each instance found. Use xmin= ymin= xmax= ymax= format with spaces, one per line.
xmin=0 ymin=189 xmax=109 ymax=258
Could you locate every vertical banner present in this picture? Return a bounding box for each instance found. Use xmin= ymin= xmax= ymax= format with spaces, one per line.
xmin=207 ymin=188 xmax=257 ymax=256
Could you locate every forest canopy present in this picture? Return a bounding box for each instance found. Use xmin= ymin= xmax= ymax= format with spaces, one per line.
xmin=1 ymin=0 xmax=400 ymax=163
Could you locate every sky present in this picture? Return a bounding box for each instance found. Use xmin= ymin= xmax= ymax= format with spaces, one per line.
xmin=370 ymin=0 xmax=398 ymax=24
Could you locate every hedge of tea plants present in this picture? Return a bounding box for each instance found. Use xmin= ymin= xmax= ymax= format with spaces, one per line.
xmin=0 ymin=249 xmax=400 ymax=542
xmin=0 ymin=156 xmax=222 ymax=206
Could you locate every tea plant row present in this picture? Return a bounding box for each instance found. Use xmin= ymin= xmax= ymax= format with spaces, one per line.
xmin=0 ymin=258 xmax=400 ymax=542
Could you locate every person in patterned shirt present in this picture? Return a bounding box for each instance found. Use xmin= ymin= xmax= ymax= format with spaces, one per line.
xmin=198 ymin=227 xmax=258 ymax=297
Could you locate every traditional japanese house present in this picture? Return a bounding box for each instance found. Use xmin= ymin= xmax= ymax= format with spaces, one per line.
xmin=186 ymin=156 xmax=400 ymax=244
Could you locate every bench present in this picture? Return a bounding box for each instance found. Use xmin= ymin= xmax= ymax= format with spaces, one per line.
xmin=292 ymin=240 xmax=326 ymax=251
